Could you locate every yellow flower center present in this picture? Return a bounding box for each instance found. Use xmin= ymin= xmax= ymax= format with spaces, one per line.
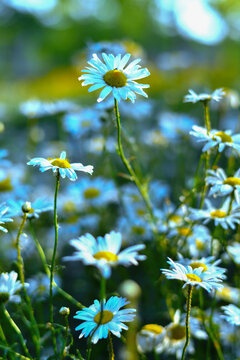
xmin=103 ymin=70 xmax=127 ymax=88
xmin=132 ymin=226 xmax=146 ymax=235
xmin=94 ymin=310 xmax=113 ymax=324
xmin=210 ymin=210 xmax=227 ymax=218
xmin=223 ymin=177 xmax=240 ymax=187
xmin=169 ymin=324 xmax=186 ymax=341
xmin=0 ymin=177 xmax=13 ymax=192
xmin=137 ymin=208 xmax=145 ymax=217
xmin=214 ymin=131 xmax=233 ymax=143
xmin=195 ymin=239 xmax=205 ymax=250
xmin=177 ymin=227 xmax=192 ymax=237
xmin=190 ymin=262 xmax=208 ymax=272
xmin=84 ymin=188 xmax=100 ymax=199
xmin=142 ymin=324 xmax=164 ymax=335
xmin=186 ymin=273 xmax=202 ymax=282
xmin=51 ymin=158 xmax=71 ymax=168
xmin=63 ymin=201 xmax=77 ymax=213
xmin=169 ymin=214 xmax=182 ymax=224
xmin=93 ymin=251 xmax=118 ymax=262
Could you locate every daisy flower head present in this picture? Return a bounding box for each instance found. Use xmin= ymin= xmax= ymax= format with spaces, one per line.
xmin=64 ymin=231 xmax=146 ymax=278
xmin=222 ymin=304 xmax=240 ymax=326
xmin=176 ymin=254 xmax=226 ymax=279
xmin=161 ymin=258 xmax=224 ymax=293
xmin=74 ymin=296 xmax=136 ymax=343
xmin=0 ymin=271 xmax=28 ymax=304
xmin=136 ymin=324 xmax=166 ymax=354
xmin=189 ymin=198 xmax=240 ymax=230
xmin=227 ymin=242 xmax=240 ymax=265
xmin=27 ymin=151 xmax=93 ymax=181
xmin=0 ymin=203 xmax=13 ymax=233
xmin=206 ymin=168 xmax=240 ymax=203
xmin=190 ymin=125 xmax=240 ymax=153
xmin=79 ymin=53 xmax=150 ymax=103
xmin=184 ymin=88 xmax=225 ymax=103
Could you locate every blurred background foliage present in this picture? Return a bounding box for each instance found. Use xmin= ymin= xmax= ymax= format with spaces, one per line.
xmin=1 ymin=0 xmax=240 ymax=106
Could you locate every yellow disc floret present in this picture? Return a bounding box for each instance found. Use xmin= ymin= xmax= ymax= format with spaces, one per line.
xmin=51 ymin=158 xmax=71 ymax=168
xmin=223 ymin=177 xmax=240 ymax=187
xmin=177 ymin=227 xmax=192 ymax=237
xmin=94 ymin=310 xmax=113 ymax=324
xmin=210 ymin=210 xmax=227 ymax=218
xmin=214 ymin=132 xmax=232 ymax=143
xmin=190 ymin=262 xmax=208 ymax=272
xmin=186 ymin=273 xmax=202 ymax=282
xmin=142 ymin=324 xmax=164 ymax=335
xmin=93 ymin=251 xmax=118 ymax=262
xmin=103 ymin=70 xmax=127 ymax=88
xmin=84 ymin=188 xmax=100 ymax=199
xmin=169 ymin=324 xmax=186 ymax=341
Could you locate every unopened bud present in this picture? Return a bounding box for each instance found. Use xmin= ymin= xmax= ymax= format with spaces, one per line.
xmin=22 ymin=202 xmax=32 ymax=213
xmin=59 ymin=307 xmax=70 ymax=316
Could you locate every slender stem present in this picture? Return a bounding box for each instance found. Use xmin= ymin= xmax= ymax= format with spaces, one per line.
xmin=108 ymin=332 xmax=115 ymax=360
xmin=0 ymin=305 xmax=32 ymax=358
xmin=86 ymin=337 xmax=92 ymax=360
xmin=0 ymin=344 xmax=31 ymax=360
xmin=153 ymin=348 xmax=159 ymax=360
xmin=29 ymin=219 xmax=84 ymax=309
xmin=60 ymin=315 xmax=70 ymax=360
xmin=100 ymin=276 xmax=106 ymax=301
xmin=114 ymin=99 xmax=155 ymax=229
xmin=181 ymin=285 xmax=193 ymax=360
xmin=211 ymin=150 xmax=221 ymax=169
xmin=203 ymin=100 xmax=211 ymax=134
xmin=0 ymin=324 xmax=14 ymax=360
xmin=50 ymin=171 xmax=60 ymax=354
xmin=228 ymin=191 xmax=235 ymax=215
xmin=199 ymin=290 xmax=224 ymax=360
xmin=16 ymin=213 xmax=40 ymax=358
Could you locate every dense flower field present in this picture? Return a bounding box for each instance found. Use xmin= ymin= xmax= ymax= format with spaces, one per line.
xmin=1 ymin=43 xmax=240 ymax=360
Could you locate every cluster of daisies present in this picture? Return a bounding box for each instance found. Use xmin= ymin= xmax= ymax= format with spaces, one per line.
xmin=1 ymin=51 xmax=240 ymax=360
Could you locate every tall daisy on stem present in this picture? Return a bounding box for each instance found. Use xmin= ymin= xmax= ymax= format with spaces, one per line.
xmin=79 ymin=53 xmax=155 ymax=229
xmin=28 ymin=151 xmax=93 ymax=354
xmin=161 ymin=258 xmax=225 ymax=360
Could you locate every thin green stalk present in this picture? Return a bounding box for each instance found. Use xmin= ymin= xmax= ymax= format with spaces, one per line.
xmin=29 ymin=219 xmax=84 ymax=309
xmin=203 ymin=100 xmax=211 ymax=133
xmin=199 ymin=290 xmax=224 ymax=360
xmin=60 ymin=314 xmax=70 ymax=360
xmin=100 ymin=276 xmax=106 ymax=301
xmin=108 ymin=332 xmax=115 ymax=360
xmin=0 ymin=305 xmax=32 ymax=358
xmin=0 ymin=344 xmax=31 ymax=360
xmin=181 ymin=285 xmax=193 ymax=360
xmin=114 ymin=99 xmax=155 ymax=229
xmin=211 ymin=150 xmax=221 ymax=169
xmin=50 ymin=171 xmax=60 ymax=354
xmin=228 ymin=191 xmax=235 ymax=215
xmin=0 ymin=324 xmax=14 ymax=360
xmin=153 ymin=348 xmax=159 ymax=360
xmin=16 ymin=212 xmax=40 ymax=358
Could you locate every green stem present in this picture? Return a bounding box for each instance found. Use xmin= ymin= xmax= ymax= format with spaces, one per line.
xmin=29 ymin=219 xmax=84 ymax=309
xmin=114 ymin=99 xmax=155 ymax=229
xmin=203 ymin=101 xmax=211 ymax=134
xmin=16 ymin=213 xmax=40 ymax=358
xmin=108 ymin=332 xmax=115 ymax=360
xmin=0 ymin=305 xmax=32 ymax=358
xmin=100 ymin=276 xmax=106 ymax=301
xmin=153 ymin=348 xmax=159 ymax=360
xmin=0 ymin=324 xmax=14 ymax=360
xmin=181 ymin=285 xmax=193 ymax=360
xmin=211 ymin=150 xmax=221 ymax=169
xmin=50 ymin=171 xmax=60 ymax=354
xmin=60 ymin=315 xmax=70 ymax=360
xmin=199 ymin=290 xmax=224 ymax=360
xmin=228 ymin=191 xmax=235 ymax=215
xmin=0 ymin=344 xmax=31 ymax=360
xmin=200 ymin=151 xmax=209 ymax=208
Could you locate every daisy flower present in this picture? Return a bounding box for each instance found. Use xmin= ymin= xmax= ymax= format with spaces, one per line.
xmin=27 ymin=151 xmax=93 ymax=181
xmin=0 ymin=271 xmax=28 ymax=304
xmin=64 ymin=231 xmax=146 ymax=278
xmin=79 ymin=53 xmax=150 ymax=103
xmin=190 ymin=125 xmax=240 ymax=153
xmin=206 ymin=168 xmax=240 ymax=203
xmin=222 ymin=304 xmax=240 ymax=326
xmin=189 ymin=198 xmax=240 ymax=230
xmin=0 ymin=203 xmax=13 ymax=233
xmin=136 ymin=324 xmax=166 ymax=354
xmin=161 ymin=258 xmax=224 ymax=293
xmin=7 ymin=198 xmax=53 ymax=219
xmin=184 ymin=88 xmax=225 ymax=103
xmin=227 ymin=243 xmax=240 ymax=264
xmin=74 ymin=296 xmax=136 ymax=343
xmin=176 ymin=255 xmax=226 ymax=278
